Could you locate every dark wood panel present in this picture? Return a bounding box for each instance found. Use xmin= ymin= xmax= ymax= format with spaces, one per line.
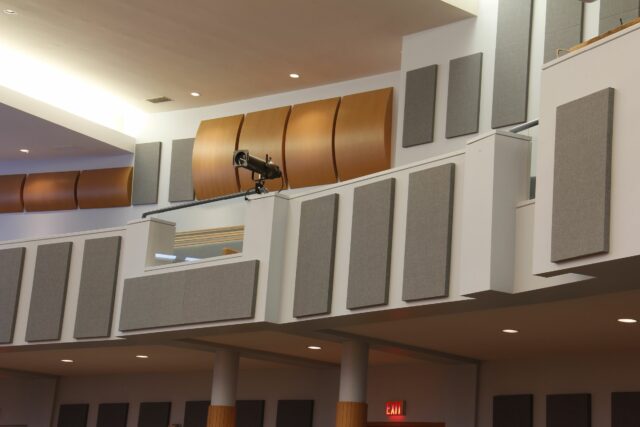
xmin=58 ymin=404 xmax=89 ymax=427
xmin=0 ymin=174 xmax=26 ymax=213
xmin=77 ymin=167 xmax=133 ymax=209
xmin=547 ymin=394 xmax=591 ymax=427
xmin=237 ymin=400 xmax=265 ymax=427
xmin=97 ymin=403 xmax=129 ymax=427
xmin=276 ymin=400 xmax=313 ymax=427
xmin=493 ymin=394 xmax=533 ymax=427
xmin=184 ymin=401 xmax=209 ymax=427
xmin=23 ymin=171 xmax=79 ymax=212
xmin=138 ymin=402 xmax=171 ymax=427
xmin=612 ymin=392 xmax=640 ymax=427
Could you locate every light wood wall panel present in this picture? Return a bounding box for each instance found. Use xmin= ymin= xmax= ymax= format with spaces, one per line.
xmin=208 ymin=405 xmax=235 ymax=427
xmin=285 ymin=98 xmax=339 ymax=188
xmin=77 ymin=167 xmax=133 ymax=209
xmin=336 ymin=402 xmax=367 ymax=427
xmin=237 ymin=106 xmax=291 ymax=192
xmin=335 ymin=88 xmax=393 ymax=181
xmin=0 ymin=174 xmax=26 ymax=213
xmin=193 ymin=115 xmax=244 ymax=199
xmin=23 ymin=171 xmax=79 ymax=212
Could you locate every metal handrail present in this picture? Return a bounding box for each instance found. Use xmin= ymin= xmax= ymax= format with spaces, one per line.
xmin=509 ymin=119 xmax=539 ymax=134
xmin=141 ymin=190 xmax=255 ymax=218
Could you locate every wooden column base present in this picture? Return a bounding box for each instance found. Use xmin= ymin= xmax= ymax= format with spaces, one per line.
xmin=208 ymin=405 xmax=235 ymax=427
xmin=336 ymin=401 xmax=367 ymax=427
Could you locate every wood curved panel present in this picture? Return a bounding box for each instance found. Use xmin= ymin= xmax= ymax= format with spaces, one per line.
xmin=23 ymin=171 xmax=79 ymax=212
xmin=237 ymin=106 xmax=291 ymax=192
xmin=193 ymin=115 xmax=244 ymax=199
xmin=207 ymin=405 xmax=235 ymax=427
xmin=335 ymin=88 xmax=393 ymax=181
xmin=336 ymin=402 xmax=367 ymax=427
xmin=285 ymin=98 xmax=340 ymax=188
xmin=0 ymin=174 xmax=26 ymax=213
xmin=77 ymin=167 xmax=133 ymax=209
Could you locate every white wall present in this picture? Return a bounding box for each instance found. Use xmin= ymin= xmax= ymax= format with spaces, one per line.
xmin=0 ymin=376 xmax=57 ymax=427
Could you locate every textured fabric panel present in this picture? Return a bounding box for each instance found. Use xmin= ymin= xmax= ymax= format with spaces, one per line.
xmin=547 ymin=394 xmax=591 ymax=427
xmin=26 ymin=242 xmax=73 ymax=342
xmin=0 ymin=247 xmax=25 ymax=344
xmin=600 ymin=0 xmax=640 ymax=33
xmin=293 ymin=194 xmax=339 ymax=317
xmin=493 ymin=395 xmax=533 ymax=427
xmin=492 ymin=0 xmax=533 ymax=129
xmin=183 ymin=401 xmax=209 ymax=427
xmin=58 ymin=404 xmax=89 ymax=427
xmin=138 ymin=402 xmax=171 ymax=427
xmin=347 ymin=179 xmax=395 ymax=309
xmin=402 ymin=64 xmax=438 ymax=147
xmin=551 ymin=88 xmax=614 ymax=262
xmin=169 ymin=138 xmax=195 ymax=202
xmin=132 ymin=142 xmax=162 ymax=205
xmin=612 ymin=392 xmax=640 ymax=427
xmin=97 ymin=403 xmax=129 ymax=427
xmin=237 ymin=400 xmax=266 ymax=427
xmin=544 ymin=0 xmax=583 ymax=62
xmin=74 ymin=236 xmax=122 ymax=339
xmin=402 ymin=164 xmax=455 ymax=301
xmin=276 ymin=400 xmax=314 ymax=427
xmin=445 ymin=53 xmax=483 ymax=138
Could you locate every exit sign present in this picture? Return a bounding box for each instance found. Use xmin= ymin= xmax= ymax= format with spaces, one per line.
xmin=385 ymin=400 xmax=406 ymax=416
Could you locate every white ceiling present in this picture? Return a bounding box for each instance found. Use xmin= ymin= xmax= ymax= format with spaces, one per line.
xmin=0 ymin=0 xmax=474 ymax=112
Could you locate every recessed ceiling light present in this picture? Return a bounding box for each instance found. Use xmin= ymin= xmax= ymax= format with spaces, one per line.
xmin=307 ymin=345 xmax=322 ymax=350
xmin=3 ymin=9 xmax=17 ymax=15
xmin=502 ymin=329 xmax=519 ymax=334
xmin=289 ymin=73 xmax=300 ymax=79
xmin=618 ymin=318 xmax=638 ymax=324
xmin=19 ymin=149 xmax=29 ymax=154
xmin=136 ymin=354 xmax=149 ymax=359
xmin=61 ymin=359 xmax=74 ymax=363
xmin=190 ymin=92 xmax=200 ymax=97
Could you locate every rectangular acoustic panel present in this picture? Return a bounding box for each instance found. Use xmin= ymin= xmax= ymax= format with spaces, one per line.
xmin=612 ymin=392 xmax=640 ymax=427
xmin=547 ymin=394 xmax=591 ymax=427
xmin=184 ymin=401 xmax=209 ymax=427
xmin=169 ymin=138 xmax=195 ymax=202
xmin=293 ymin=194 xmax=339 ymax=317
xmin=0 ymin=247 xmax=25 ymax=344
xmin=138 ymin=402 xmax=171 ymax=427
xmin=403 ymin=164 xmax=455 ymax=301
xmin=120 ymin=260 xmax=259 ymax=331
xmin=492 ymin=0 xmax=533 ymax=129
xmin=544 ymin=0 xmax=583 ymax=62
xmin=237 ymin=400 xmax=265 ymax=427
xmin=74 ymin=236 xmax=122 ymax=339
xmin=445 ymin=53 xmax=483 ymax=138
xmin=493 ymin=395 xmax=533 ymax=427
xmin=403 ymin=64 xmax=438 ymax=147
xmin=26 ymin=242 xmax=72 ymax=342
xmin=347 ymin=179 xmax=395 ymax=309
xmin=132 ymin=142 xmax=162 ymax=205
xmin=58 ymin=404 xmax=89 ymax=427
xmin=600 ymin=0 xmax=640 ymax=33
xmin=551 ymin=88 xmax=614 ymax=262
xmin=97 ymin=403 xmax=129 ymax=427
xmin=276 ymin=400 xmax=314 ymax=427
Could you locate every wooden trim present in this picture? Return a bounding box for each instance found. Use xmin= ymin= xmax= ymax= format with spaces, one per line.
xmin=569 ymin=17 xmax=640 ymax=53
xmin=0 ymin=174 xmax=26 ymax=213
xmin=207 ymin=405 xmax=235 ymax=427
xmin=77 ymin=167 xmax=133 ymax=209
xmin=23 ymin=171 xmax=79 ymax=212
xmin=337 ymin=401 xmax=368 ymax=427
xmin=174 ymin=226 xmax=244 ymax=248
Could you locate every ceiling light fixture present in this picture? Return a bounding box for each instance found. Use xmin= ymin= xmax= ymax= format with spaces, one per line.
xmin=289 ymin=73 xmax=300 ymax=79
xmin=307 ymin=345 xmax=322 ymax=350
xmin=61 ymin=359 xmax=74 ymax=363
xmin=19 ymin=148 xmax=29 ymax=154
xmin=3 ymin=9 xmax=17 ymax=15
xmin=502 ymin=329 xmax=519 ymax=334
xmin=190 ymin=92 xmax=201 ymax=97
xmin=617 ymin=318 xmax=638 ymax=324
xmin=136 ymin=354 xmax=149 ymax=359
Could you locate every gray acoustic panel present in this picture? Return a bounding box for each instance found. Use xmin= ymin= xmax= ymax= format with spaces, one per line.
xmin=120 ymin=260 xmax=259 ymax=331
xmin=74 ymin=236 xmax=122 ymax=339
xmin=551 ymin=88 xmax=614 ymax=262
xmin=169 ymin=138 xmax=195 ymax=202
xmin=276 ymin=400 xmax=313 ymax=427
xmin=26 ymin=242 xmax=72 ymax=342
xmin=97 ymin=403 xmax=129 ymax=427
xmin=493 ymin=395 xmax=533 ymax=427
xmin=347 ymin=179 xmax=395 ymax=310
xmin=237 ymin=400 xmax=266 ymax=427
xmin=58 ymin=404 xmax=89 ymax=427
xmin=492 ymin=0 xmax=533 ymax=129
xmin=445 ymin=53 xmax=483 ymax=138
xmin=132 ymin=142 xmax=162 ymax=205
xmin=547 ymin=394 xmax=591 ymax=427
xmin=612 ymin=392 xmax=640 ymax=427
xmin=293 ymin=194 xmax=339 ymax=318
xmin=138 ymin=402 xmax=171 ymax=427
xmin=600 ymin=0 xmax=640 ymax=33
xmin=403 ymin=164 xmax=455 ymax=301
xmin=544 ymin=0 xmax=583 ymax=62
xmin=184 ymin=401 xmax=208 ymax=427
xmin=403 ymin=64 xmax=438 ymax=147
xmin=0 ymin=247 xmax=25 ymax=344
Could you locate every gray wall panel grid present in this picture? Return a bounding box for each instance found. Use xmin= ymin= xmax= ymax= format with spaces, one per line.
xmin=547 ymin=394 xmax=591 ymax=427
xmin=0 ymin=247 xmax=25 ymax=344
xmin=445 ymin=52 xmax=483 ymax=138
xmin=74 ymin=236 xmax=122 ymax=339
xmin=169 ymin=138 xmax=195 ymax=202
xmin=600 ymin=0 xmax=640 ymax=33
xmin=402 ymin=164 xmax=455 ymax=302
xmin=120 ymin=260 xmax=259 ymax=331
xmin=347 ymin=179 xmax=395 ymax=310
xmin=26 ymin=242 xmax=73 ymax=342
xmin=293 ymin=194 xmax=339 ymax=318
xmin=544 ymin=0 xmax=583 ymax=62
xmin=132 ymin=141 xmax=162 ymax=205
xmin=492 ymin=0 xmax=533 ymax=129
xmin=551 ymin=88 xmax=614 ymax=262
xmin=402 ymin=64 xmax=438 ymax=147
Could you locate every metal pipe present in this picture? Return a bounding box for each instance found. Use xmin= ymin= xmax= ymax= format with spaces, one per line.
xmin=509 ymin=119 xmax=539 ymax=134
xmin=141 ymin=190 xmax=255 ymax=218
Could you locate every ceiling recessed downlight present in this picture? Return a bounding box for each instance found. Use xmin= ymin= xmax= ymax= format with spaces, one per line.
xmin=307 ymin=345 xmax=322 ymax=350
xmin=136 ymin=354 xmax=150 ymax=359
xmin=289 ymin=73 xmax=300 ymax=79
xmin=19 ymin=149 xmax=29 ymax=154
xmin=3 ymin=9 xmax=17 ymax=15
xmin=61 ymin=359 xmax=74 ymax=363
xmin=190 ymin=92 xmax=201 ymax=97
xmin=502 ymin=329 xmax=519 ymax=334
xmin=618 ymin=318 xmax=638 ymax=324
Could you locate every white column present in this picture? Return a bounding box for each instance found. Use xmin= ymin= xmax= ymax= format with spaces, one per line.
xmin=211 ymin=349 xmax=239 ymax=407
xmin=338 ymin=341 xmax=369 ymax=403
